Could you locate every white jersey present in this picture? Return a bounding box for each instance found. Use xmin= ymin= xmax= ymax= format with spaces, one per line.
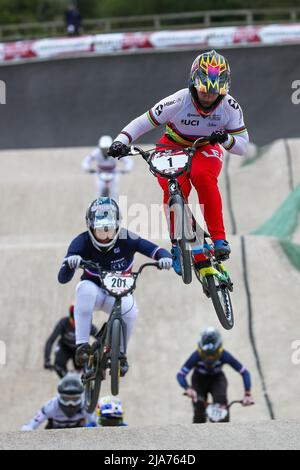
xmin=116 ymin=88 xmax=249 ymax=156
xmin=82 ymin=147 xmax=133 ymax=173
xmin=22 ymin=396 xmax=96 ymax=431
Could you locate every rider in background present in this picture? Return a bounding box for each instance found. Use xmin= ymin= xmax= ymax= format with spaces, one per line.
xmin=97 ymin=396 xmax=127 ymax=427
xmin=21 ymin=373 xmax=97 ymax=431
xmin=82 ymin=135 xmax=133 ymax=200
xmin=108 ymin=50 xmax=249 ymax=275
xmin=44 ymin=304 xmax=98 ymax=378
xmin=177 ymin=327 xmax=254 ymax=423
xmin=58 ymin=197 xmax=172 ymax=376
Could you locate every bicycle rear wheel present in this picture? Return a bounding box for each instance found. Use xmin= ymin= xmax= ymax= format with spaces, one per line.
xmin=206 ymin=275 xmax=234 ymax=330
xmin=111 ymin=320 xmax=121 ymax=396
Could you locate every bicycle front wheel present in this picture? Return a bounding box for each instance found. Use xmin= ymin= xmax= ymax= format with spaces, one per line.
xmin=84 ymin=350 xmax=103 ymax=414
xmin=178 ymin=239 xmax=192 ymax=285
xmin=111 ymin=320 xmax=121 ymax=396
xmin=206 ymin=275 xmax=234 ymax=330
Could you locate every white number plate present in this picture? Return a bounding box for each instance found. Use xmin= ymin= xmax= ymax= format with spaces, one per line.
xmin=151 ymin=152 xmax=189 ymax=174
xmin=102 ymin=274 xmax=135 ymax=295
xmin=206 ymin=404 xmax=228 ymax=423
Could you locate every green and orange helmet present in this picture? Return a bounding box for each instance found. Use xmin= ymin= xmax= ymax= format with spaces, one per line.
xmin=189 ymin=50 xmax=231 ymax=116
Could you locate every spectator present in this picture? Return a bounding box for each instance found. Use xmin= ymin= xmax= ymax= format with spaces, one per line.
xmin=65 ymin=2 xmax=82 ymax=36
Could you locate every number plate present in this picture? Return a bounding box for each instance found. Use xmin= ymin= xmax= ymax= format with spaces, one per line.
xmin=102 ymin=274 xmax=135 ymax=295
xmin=151 ymin=151 xmax=189 ymax=174
xmin=206 ymin=404 xmax=228 ymax=423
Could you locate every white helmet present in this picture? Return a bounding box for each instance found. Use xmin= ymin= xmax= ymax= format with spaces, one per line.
xmin=98 ymin=135 xmax=113 ymax=158
xmin=86 ymin=197 xmax=121 ymax=252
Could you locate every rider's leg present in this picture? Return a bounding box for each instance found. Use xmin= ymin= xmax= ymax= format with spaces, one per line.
xmin=74 ymin=280 xmax=100 ymax=365
xmin=191 ymin=371 xmax=209 ymax=424
xmin=211 ymin=373 xmax=229 ymax=422
xmin=54 ymin=345 xmax=70 ymax=378
xmin=189 ymin=144 xmax=231 ymax=260
xmin=96 ymin=175 xmax=106 ymax=199
xmin=74 ymin=280 xmax=99 ymax=345
xmin=110 ymin=175 xmax=120 ymax=202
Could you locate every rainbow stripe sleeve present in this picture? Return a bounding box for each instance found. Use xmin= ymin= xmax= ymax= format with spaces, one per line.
xmin=147 ymin=109 xmax=161 ymax=127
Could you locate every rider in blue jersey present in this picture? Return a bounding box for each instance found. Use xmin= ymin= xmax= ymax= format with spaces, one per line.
xmin=177 ymin=327 xmax=254 ymax=422
xmin=58 ymin=197 xmax=172 ymax=375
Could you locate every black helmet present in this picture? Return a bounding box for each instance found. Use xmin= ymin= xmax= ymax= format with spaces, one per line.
xmin=189 ymin=50 xmax=231 ymax=117
xmin=198 ymin=327 xmax=223 ymax=366
xmin=57 ymin=373 xmax=84 ymax=418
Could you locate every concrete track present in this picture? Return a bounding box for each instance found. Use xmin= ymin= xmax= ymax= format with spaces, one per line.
xmin=1 ymin=421 xmax=300 ymax=450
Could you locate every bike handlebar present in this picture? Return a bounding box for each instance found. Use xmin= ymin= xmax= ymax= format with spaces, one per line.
xmin=183 ymin=393 xmax=247 ymax=409
xmin=88 ymin=169 xmax=127 ymax=175
xmin=123 ymin=137 xmax=211 ymax=179
xmin=80 ymin=259 xmax=159 ymax=275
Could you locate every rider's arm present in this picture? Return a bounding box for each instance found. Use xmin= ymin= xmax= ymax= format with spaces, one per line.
xmin=120 ymin=156 xmax=134 ymax=173
xmin=176 ymin=351 xmax=199 ymax=389
xmin=115 ymin=90 xmax=183 ymax=145
xmin=223 ymin=350 xmax=252 ymax=392
xmin=44 ymin=319 xmax=66 ymax=363
xmin=82 ymin=148 xmax=99 ymax=172
xmin=223 ymin=98 xmax=249 ymax=156
xmin=133 ymin=235 xmax=172 ymax=261
xmin=22 ymin=405 xmax=50 ymax=431
xmin=58 ymin=233 xmax=86 ymax=284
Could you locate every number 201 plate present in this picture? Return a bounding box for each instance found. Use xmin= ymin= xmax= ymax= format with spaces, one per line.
xmin=103 ymin=274 xmax=135 ymax=294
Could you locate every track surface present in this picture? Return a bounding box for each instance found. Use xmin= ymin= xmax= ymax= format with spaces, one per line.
xmin=1 ymin=145 xmax=300 ymax=451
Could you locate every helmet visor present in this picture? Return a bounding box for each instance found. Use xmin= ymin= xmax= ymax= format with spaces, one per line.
xmin=59 ymin=394 xmax=82 ymax=407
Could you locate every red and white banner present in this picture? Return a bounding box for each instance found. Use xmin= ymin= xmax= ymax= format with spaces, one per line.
xmin=1 ymin=23 xmax=300 ymax=63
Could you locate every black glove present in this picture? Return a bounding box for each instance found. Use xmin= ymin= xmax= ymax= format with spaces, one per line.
xmin=209 ymin=130 xmax=228 ymax=145
xmin=108 ymin=141 xmax=130 ymax=158
xmin=44 ymin=361 xmax=52 ymax=370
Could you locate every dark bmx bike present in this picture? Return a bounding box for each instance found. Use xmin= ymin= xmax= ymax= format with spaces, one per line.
xmin=122 ymin=138 xmax=234 ymax=330
xmin=79 ymin=260 xmax=160 ymax=413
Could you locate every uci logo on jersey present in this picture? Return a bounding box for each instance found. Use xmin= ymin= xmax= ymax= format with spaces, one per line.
xmin=181 ymin=119 xmax=200 ymax=126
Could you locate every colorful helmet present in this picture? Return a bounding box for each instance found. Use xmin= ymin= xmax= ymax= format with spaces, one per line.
xmin=86 ymin=197 xmax=121 ymax=252
xmin=198 ymin=327 xmax=223 ymax=366
xmin=97 ymin=396 xmax=124 ymax=427
xmin=189 ymin=50 xmax=231 ymax=116
xmin=98 ymin=135 xmax=113 ymax=158
xmin=57 ymin=373 xmax=84 ymax=418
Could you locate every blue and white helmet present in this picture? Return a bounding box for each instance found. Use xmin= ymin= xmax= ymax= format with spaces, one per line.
xmin=86 ymin=197 xmax=121 ymax=252
xmin=99 ymin=396 xmax=124 ymax=418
